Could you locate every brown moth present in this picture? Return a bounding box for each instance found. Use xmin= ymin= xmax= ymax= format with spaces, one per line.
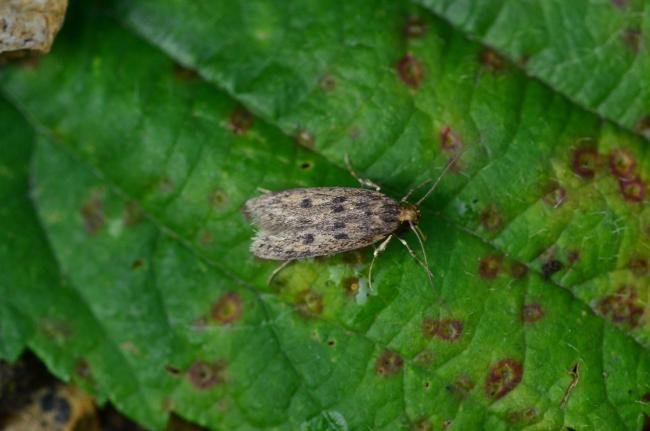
xmin=245 ymin=156 xmax=457 ymax=285
xmin=245 ymin=188 xmax=419 ymax=259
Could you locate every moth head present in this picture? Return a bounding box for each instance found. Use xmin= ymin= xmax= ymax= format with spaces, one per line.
xmin=398 ymin=203 xmax=420 ymax=225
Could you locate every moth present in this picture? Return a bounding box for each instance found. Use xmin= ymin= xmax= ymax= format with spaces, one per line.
xmin=245 ymin=156 xmax=456 ymax=286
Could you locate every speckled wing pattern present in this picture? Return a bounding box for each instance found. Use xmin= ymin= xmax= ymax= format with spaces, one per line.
xmin=244 ymin=187 xmax=402 ymax=260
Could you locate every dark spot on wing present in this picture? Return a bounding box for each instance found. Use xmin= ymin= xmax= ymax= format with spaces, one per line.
xmin=333 ymin=205 xmax=344 ymax=213
xmin=335 ymin=233 xmax=349 ymax=240
xmin=332 ymin=196 xmax=347 ymax=203
xmin=303 ymin=234 xmax=315 ymax=244
xmin=300 ymin=198 xmax=312 ymax=208
xmin=333 ymin=221 xmax=346 ymax=229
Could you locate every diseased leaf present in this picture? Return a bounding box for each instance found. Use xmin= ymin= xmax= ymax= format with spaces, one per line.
xmin=413 ymin=0 xmax=650 ymax=140
xmin=114 ymin=0 xmax=650 ymax=345
xmin=0 ymin=1 xmax=649 ymax=430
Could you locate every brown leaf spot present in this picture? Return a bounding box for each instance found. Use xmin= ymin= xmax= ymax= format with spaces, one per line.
xmin=74 ymin=359 xmax=91 ymax=379
xmin=447 ymin=374 xmax=475 ymax=398
xmin=211 ymin=292 xmax=243 ymax=325
xmin=318 ymin=73 xmax=336 ymax=92
xmin=208 ymin=188 xmax=228 ymax=209
xmin=296 ymin=289 xmax=323 ymax=317
xmin=485 ymin=358 xmax=523 ymax=400
xmin=228 ymin=106 xmax=253 ymax=135
xmin=505 ymin=407 xmax=538 ymax=424
xmin=375 ymin=350 xmax=404 ymax=377
xmin=596 ymin=285 xmax=644 ymax=329
xmin=173 ymin=63 xmax=199 ymax=80
xmin=342 ymin=277 xmax=360 ymax=296
xmin=397 ymin=54 xmax=424 ymax=88
xmin=642 ymin=392 xmax=650 ymax=403
xmin=295 ymin=129 xmax=315 ymax=149
xmin=80 ymin=191 xmax=105 ymax=235
xmin=480 ymin=205 xmax=503 ymax=231
xmin=422 ymin=318 xmax=464 ymax=341
xmin=411 ymin=418 xmax=432 ymax=431
xmin=440 ymin=126 xmax=463 ymax=153
xmin=621 ymin=28 xmax=641 ymax=52
xmin=521 ymin=303 xmax=545 ymax=324
xmin=479 ymin=255 xmax=502 ymax=279
xmin=567 ymin=250 xmax=581 ymax=265
xmin=479 ymin=48 xmax=506 ymax=72
xmin=571 ymin=146 xmax=599 ymax=179
xmin=541 ymin=259 xmax=563 ymax=279
xmin=509 ymin=261 xmax=529 ymax=279
xmin=635 ymin=115 xmax=650 ymax=138
xmin=628 ymin=256 xmax=648 ymax=276
xmin=131 ymin=259 xmax=145 ymax=270
xmin=609 ymin=148 xmax=637 ymax=180
xmin=187 ymin=361 xmax=226 ymax=389
xmin=611 ymin=0 xmax=629 ymax=8
xmin=299 ymin=160 xmax=313 ymax=170
xmin=403 ymin=16 xmax=427 ymax=38
xmin=619 ymin=177 xmax=645 ymax=202
xmin=543 ymin=182 xmax=567 ymax=208
xmin=122 ymin=201 xmax=144 ymax=227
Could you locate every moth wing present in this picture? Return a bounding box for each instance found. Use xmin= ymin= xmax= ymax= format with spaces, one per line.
xmin=246 ymin=187 xmax=402 ymax=260
xmin=250 ymin=228 xmax=382 ymax=260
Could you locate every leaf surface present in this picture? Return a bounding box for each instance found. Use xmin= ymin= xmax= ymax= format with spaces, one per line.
xmin=413 ymin=0 xmax=650 ymax=139
xmin=0 ymin=2 xmax=649 ymax=430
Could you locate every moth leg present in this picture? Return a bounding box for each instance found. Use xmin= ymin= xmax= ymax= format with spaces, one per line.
xmin=344 ymin=153 xmax=381 ymax=191
xmin=267 ymin=260 xmax=294 ymax=285
xmin=256 ymin=187 xmax=272 ymax=194
xmin=368 ymin=235 xmax=393 ymax=291
xmin=395 ymin=236 xmax=434 ymax=287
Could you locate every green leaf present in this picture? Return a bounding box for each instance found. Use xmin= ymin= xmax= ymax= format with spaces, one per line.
xmin=0 ymin=1 xmax=649 ymax=430
xmin=412 ymin=0 xmax=650 ymax=140
xmin=0 ymin=98 xmax=37 ymax=361
xmin=114 ymin=0 xmax=650 ymax=344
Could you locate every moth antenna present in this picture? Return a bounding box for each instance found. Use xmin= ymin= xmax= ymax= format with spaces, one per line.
xmin=344 ymin=153 xmax=382 ymax=191
xmin=414 ymin=224 xmax=427 ymax=241
xmin=400 ymin=178 xmax=433 ymax=202
xmin=267 ymin=260 xmax=294 ymax=285
xmin=415 ymin=151 xmax=465 ymax=206
xmin=410 ymin=222 xmax=432 ymax=281
xmin=368 ymin=235 xmax=393 ymax=292
xmin=395 ymin=236 xmax=434 ymax=286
